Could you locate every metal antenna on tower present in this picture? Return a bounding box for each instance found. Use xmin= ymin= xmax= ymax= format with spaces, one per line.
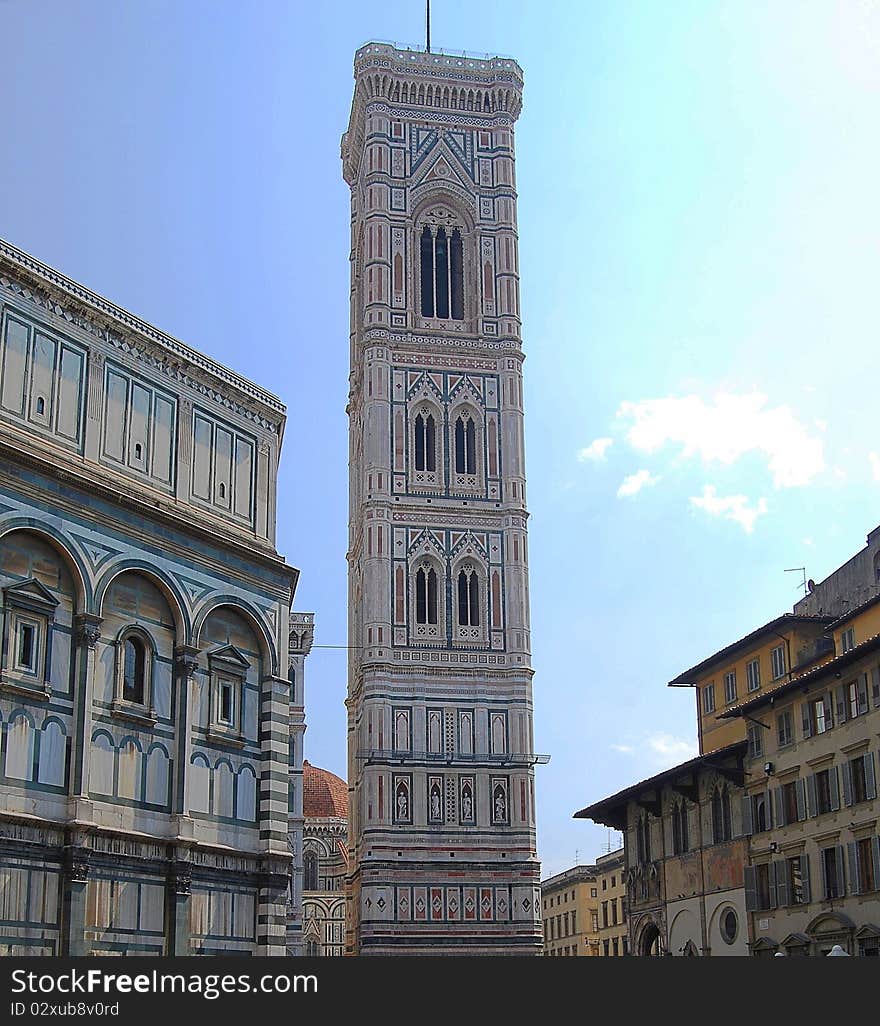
xmin=785 ymin=566 xmax=808 ymax=596
xmin=426 ymin=0 xmax=431 ymax=52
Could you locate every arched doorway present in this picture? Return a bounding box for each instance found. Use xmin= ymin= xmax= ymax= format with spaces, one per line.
xmin=639 ymin=921 xmax=662 ymax=956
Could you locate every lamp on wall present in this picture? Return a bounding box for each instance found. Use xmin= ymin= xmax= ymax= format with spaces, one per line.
xmin=764 ymin=762 xmax=774 ymax=776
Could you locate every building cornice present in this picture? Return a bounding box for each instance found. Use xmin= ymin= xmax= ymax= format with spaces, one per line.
xmin=0 ymin=238 xmax=286 ymax=436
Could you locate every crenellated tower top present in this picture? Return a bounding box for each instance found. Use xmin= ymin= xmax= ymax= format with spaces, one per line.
xmin=342 ymin=42 xmax=524 ymax=186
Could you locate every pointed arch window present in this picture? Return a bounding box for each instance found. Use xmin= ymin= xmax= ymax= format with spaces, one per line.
xmin=414 ymin=411 xmax=436 ymax=472
xmin=457 ymin=567 xmax=480 ymax=627
xmin=415 ymin=566 xmax=438 ymax=625
xmin=455 ymin=414 xmax=477 ymax=475
xmin=304 ymin=850 xmax=319 ymax=891
xmin=420 ymin=224 xmax=464 ymax=320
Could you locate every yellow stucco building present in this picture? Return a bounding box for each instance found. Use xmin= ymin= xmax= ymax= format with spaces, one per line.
xmin=541 ymin=864 xmax=600 ymax=956
xmin=595 ymin=848 xmax=628 ymax=956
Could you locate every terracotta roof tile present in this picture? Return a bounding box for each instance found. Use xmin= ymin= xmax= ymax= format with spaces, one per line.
xmin=303 ymin=760 xmax=348 ymax=818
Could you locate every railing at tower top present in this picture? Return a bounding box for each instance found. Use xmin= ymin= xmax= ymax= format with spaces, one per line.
xmin=355 ymin=40 xmax=522 ymax=75
xmin=357 ymin=748 xmax=551 ymax=767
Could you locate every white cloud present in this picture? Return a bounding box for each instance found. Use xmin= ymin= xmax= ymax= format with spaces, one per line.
xmin=646 ymin=733 xmax=698 ymax=762
xmin=617 ymin=392 xmax=824 ymax=488
xmin=617 ymin=469 xmax=660 ymax=498
xmin=690 ymin=485 xmax=768 ymax=533
xmin=610 ymin=743 xmax=634 ymax=754
xmin=577 ymin=437 xmax=613 ymax=462
xmin=870 ymin=452 xmax=880 ymax=481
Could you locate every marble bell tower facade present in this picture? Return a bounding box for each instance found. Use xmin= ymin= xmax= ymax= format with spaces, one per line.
xmin=342 ymin=42 xmax=542 ymax=954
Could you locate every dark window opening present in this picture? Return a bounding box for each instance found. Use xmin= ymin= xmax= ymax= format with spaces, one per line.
xmin=219 ymin=680 xmax=234 ymax=724
xmin=17 ymin=622 xmax=36 ymax=670
xmin=852 ymin=756 xmax=868 ymax=805
xmin=457 ymin=570 xmax=480 ymax=627
xmin=857 ymin=837 xmax=876 ymax=892
xmin=415 ymin=566 xmax=438 ymax=625
xmin=783 ymin=781 xmax=799 ymax=824
xmin=455 ymin=415 xmax=477 ymax=475
xmin=420 ymin=223 xmax=465 ymax=320
xmin=816 ymin=769 xmax=832 ymax=814
xmin=414 ymin=412 xmax=436 ymax=472
xmin=123 ymin=636 xmax=146 ymax=704
xmin=420 ymin=226 xmax=434 ymax=316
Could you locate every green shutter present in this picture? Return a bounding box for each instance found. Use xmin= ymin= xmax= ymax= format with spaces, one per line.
xmin=768 ymin=861 xmax=778 ymax=909
xmin=801 ymin=702 xmax=813 ymax=738
xmin=872 ymin=667 xmax=880 ymax=708
xmin=848 ymin=841 xmax=860 ymax=895
xmin=842 ymin=761 xmax=853 ymax=807
xmin=858 ymin=673 xmax=869 ymax=715
xmin=836 ymin=685 xmax=848 ymax=723
xmin=796 ymin=778 xmax=807 ymax=822
xmin=741 ymin=794 xmax=754 ymax=836
xmin=836 ymin=845 xmax=846 ymax=897
xmin=865 ymin=752 xmax=876 ymax=801
xmin=865 ymin=833 xmax=873 ymax=890
xmin=806 ymin=774 xmax=818 ymax=818
xmin=744 ymin=865 xmax=757 ymax=912
xmin=829 ymin=766 xmax=840 ymax=812
xmin=775 ymin=859 xmax=791 ymax=907
xmin=801 ymin=854 xmax=811 ymax=904
xmin=774 ymin=787 xmax=785 ymax=827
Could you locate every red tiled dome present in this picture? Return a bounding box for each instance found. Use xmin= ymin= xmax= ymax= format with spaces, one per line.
xmin=303 ymin=760 xmax=348 ymax=818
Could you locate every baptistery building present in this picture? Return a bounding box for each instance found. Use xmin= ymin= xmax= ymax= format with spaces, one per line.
xmin=0 ymin=238 xmax=308 ymax=956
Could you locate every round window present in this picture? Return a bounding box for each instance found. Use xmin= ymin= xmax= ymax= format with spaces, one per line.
xmin=720 ymin=907 xmax=738 ymax=945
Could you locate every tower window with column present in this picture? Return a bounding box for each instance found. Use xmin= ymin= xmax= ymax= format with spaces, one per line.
xmin=420 ymin=224 xmax=464 ymax=320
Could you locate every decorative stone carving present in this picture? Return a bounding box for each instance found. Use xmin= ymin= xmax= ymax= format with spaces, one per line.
xmin=74 ymin=613 xmax=103 ymax=650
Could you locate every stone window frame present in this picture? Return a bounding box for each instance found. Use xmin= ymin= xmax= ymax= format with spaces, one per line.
xmin=451 ymin=555 xmax=489 ymax=648
xmin=409 ymin=553 xmax=446 ymax=645
xmin=1 ymin=579 xmax=59 ymax=700
xmin=206 ymin=645 xmax=250 ymax=745
xmin=407 ymin=395 xmax=443 ymax=493
xmin=111 ymin=624 xmax=158 ymax=726
xmin=448 ymin=400 xmax=485 ymax=495
xmin=414 ymin=203 xmax=474 ymax=330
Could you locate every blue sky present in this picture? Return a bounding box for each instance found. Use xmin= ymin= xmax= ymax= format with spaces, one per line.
xmin=3 ymin=1 xmax=880 ymax=876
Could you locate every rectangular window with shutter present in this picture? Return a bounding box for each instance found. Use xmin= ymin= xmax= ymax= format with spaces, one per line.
xmin=820 ymin=846 xmax=845 ymax=900
xmin=849 ymin=838 xmax=877 ymax=895
xmin=776 ymin=709 xmax=793 ymax=748
xmin=747 ymin=722 xmax=763 ymax=759
xmin=780 ymin=780 xmax=798 ymax=825
xmin=702 ymin=684 xmax=716 ymax=715
xmin=771 ymin=644 xmax=786 ymax=680
xmin=747 ymin=659 xmax=761 ymax=693
xmin=844 ymin=752 xmax=876 ymax=806
xmin=755 ymin=863 xmax=773 ymax=910
xmin=786 ymin=855 xmax=808 ymax=905
xmin=724 ymin=670 xmax=737 ymax=704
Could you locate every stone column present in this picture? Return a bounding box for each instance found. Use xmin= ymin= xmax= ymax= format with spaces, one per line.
xmin=257 ymin=856 xmax=291 ymax=956
xmin=257 ymin=671 xmax=293 ymax=954
xmin=61 ymin=841 xmax=91 ymax=956
xmin=168 ymin=858 xmax=192 ymax=956
xmin=70 ymin=614 xmax=102 ymax=801
xmin=172 ymin=646 xmax=199 ymax=817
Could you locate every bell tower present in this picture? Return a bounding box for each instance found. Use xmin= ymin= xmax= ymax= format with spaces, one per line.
xmin=342 ymin=41 xmax=541 ymax=954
